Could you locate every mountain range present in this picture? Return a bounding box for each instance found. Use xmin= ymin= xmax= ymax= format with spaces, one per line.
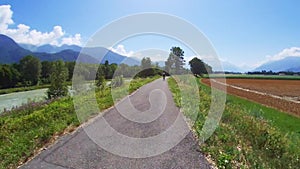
xmin=0 ymin=34 xmax=299 ymax=72
xmin=254 ymin=57 xmax=300 ymax=72
xmin=20 ymin=43 xmax=82 ymax=53
xmin=0 ymin=34 xmax=140 ymax=65
xmin=219 ymin=61 xmax=245 ymax=72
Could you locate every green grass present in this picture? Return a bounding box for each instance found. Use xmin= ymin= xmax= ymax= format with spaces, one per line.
xmin=204 ymin=74 xmax=300 ymax=80
xmin=129 ymin=76 xmax=161 ymax=93
xmin=0 ymin=98 xmax=78 ymax=169
xmin=167 ymin=77 xmax=300 ymax=169
xmin=226 ymin=94 xmax=300 ymax=135
xmin=0 ymin=76 xmax=159 ymax=169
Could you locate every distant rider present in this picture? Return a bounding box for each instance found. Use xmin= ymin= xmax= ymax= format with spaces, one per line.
xmin=162 ymin=72 xmax=166 ymax=81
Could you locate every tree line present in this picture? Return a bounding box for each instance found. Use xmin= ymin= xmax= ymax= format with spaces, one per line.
xmin=165 ymin=46 xmax=213 ymax=76
xmin=0 ymin=55 xmax=165 ymax=90
xmin=0 ymin=55 xmax=74 ymax=89
xmin=0 ymin=46 xmax=213 ymax=90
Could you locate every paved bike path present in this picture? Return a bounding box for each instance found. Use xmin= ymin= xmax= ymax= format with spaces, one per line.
xmin=21 ymin=79 xmax=213 ymax=169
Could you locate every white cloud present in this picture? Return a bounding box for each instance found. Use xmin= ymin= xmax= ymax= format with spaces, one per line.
xmin=61 ymin=34 xmax=82 ymax=46
xmin=267 ymin=47 xmax=300 ymax=60
xmin=0 ymin=5 xmax=81 ymax=46
xmin=0 ymin=5 xmax=13 ymax=31
xmin=109 ymin=45 xmax=134 ymax=57
xmin=255 ymin=47 xmax=300 ymax=67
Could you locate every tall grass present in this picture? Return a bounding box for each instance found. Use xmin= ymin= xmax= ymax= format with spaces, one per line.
xmin=168 ymin=77 xmax=300 ymax=169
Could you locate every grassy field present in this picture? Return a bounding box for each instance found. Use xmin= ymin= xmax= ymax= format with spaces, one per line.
xmin=0 ymin=76 xmax=159 ymax=169
xmin=168 ymin=77 xmax=300 ymax=169
xmin=204 ymin=74 xmax=300 ymax=80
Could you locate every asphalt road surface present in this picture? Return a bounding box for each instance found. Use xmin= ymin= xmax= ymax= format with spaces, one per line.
xmin=20 ymin=78 xmax=213 ymax=169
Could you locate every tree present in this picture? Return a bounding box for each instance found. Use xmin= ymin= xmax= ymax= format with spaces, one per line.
xmin=65 ymin=61 xmax=75 ymax=81
xmin=138 ymin=57 xmax=155 ymax=77
xmin=19 ymin=55 xmax=41 ymax=86
xmin=108 ymin=63 xmax=117 ymax=79
xmin=47 ymin=60 xmax=69 ymax=99
xmin=165 ymin=47 xmax=185 ymax=74
xmin=141 ymin=57 xmax=152 ymax=70
xmin=96 ymin=66 xmax=106 ymax=88
xmin=41 ymin=61 xmax=53 ymax=83
xmin=0 ymin=64 xmax=20 ymax=88
xmin=96 ymin=74 xmax=106 ymax=89
xmin=189 ymin=57 xmax=212 ymax=77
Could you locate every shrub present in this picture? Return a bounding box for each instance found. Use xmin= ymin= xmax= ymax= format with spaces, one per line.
xmin=111 ymin=75 xmax=124 ymax=88
xmin=96 ymin=75 xmax=106 ymax=89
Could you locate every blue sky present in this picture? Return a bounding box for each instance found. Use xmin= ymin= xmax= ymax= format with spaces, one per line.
xmin=1 ymin=0 xmax=300 ymax=70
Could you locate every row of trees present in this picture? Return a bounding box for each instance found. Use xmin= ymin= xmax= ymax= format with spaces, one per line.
xmin=0 ymin=56 xmax=121 ymax=89
xmin=165 ymin=46 xmax=212 ymax=76
xmin=0 ymin=56 xmax=75 ymax=89
xmin=0 ymin=47 xmax=212 ymax=90
xmin=247 ymin=70 xmax=298 ymax=75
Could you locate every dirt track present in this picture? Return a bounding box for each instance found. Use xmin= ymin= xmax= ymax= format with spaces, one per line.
xmin=202 ymin=78 xmax=300 ymax=117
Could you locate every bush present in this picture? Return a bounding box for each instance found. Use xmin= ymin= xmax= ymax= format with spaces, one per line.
xmin=96 ymin=75 xmax=106 ymax=89
xmin=111 ymin=75 xmax=124 ymax=88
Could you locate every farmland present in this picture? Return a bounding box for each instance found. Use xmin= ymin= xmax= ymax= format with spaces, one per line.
xmin=202 ymin=78 xmax=300 ymax=117
xmin=205 ymin=74 xmax=300 ymax=80
xmin=168 ymin=77 xmax=300 ymax=168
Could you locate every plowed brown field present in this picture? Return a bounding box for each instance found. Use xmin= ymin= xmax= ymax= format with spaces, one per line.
xmin=202 ymin=78 xmax=300 ymax=117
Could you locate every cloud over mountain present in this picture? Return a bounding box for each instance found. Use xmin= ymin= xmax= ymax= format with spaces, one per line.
xmin=255 ymin=47 xmax=300 ymax=68
xmin=0 ymin=5 xmax=82 ymax=46
xmin=109 ymin=45 xmax=134 ymax=57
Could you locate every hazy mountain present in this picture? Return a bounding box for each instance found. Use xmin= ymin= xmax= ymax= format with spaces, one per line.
xmin=34 ymin=50 xmax=98 ymax=63
xmin=201 ymin=60 xmax=245 ymax=73
xmin=19 ymin=43 xmax=38 ymax=52
xmin=220 ymin=61 xmax=245 ymax=72
xmin=20 ymin=43 xmax=82 ymax=53
xmin=37 ymin=44 xmax=82 ymax=53
xmin=254 ymin=57 xmax=300 ymax=72
xmin=0 ymin=34 xmax=92 ymax=63
xmin=286 ymin=67 xmax=300 ymax=72
xmin=0 ymin=34 xmax=140 ymax=65
xmin=81 ymin=47 xmax=140 ymax=66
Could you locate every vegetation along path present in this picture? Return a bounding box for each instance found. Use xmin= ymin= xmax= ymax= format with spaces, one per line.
xmin=20 ymin=79 xmax=212 ymax=169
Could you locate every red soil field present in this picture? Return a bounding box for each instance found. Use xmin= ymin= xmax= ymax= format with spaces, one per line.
xmin=201 ymin=78 xmax=300 ymax=117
